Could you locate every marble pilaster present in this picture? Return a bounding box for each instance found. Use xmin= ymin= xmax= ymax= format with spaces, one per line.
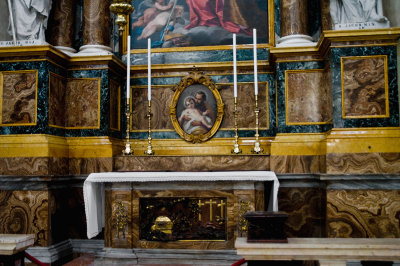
xmin=79 ymin=0 xmax=112 ymax=55
xmin=48 ymin=0 xmax=77 ymax=54
xmin=277 ymin=0 xmax=315 ymax=47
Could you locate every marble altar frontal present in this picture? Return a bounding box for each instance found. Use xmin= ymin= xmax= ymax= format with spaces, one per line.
xmin=84 ymin=171 xmax=278 ymax=250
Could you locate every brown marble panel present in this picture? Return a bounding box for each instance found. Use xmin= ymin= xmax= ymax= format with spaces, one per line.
xmin=278 ymin=187 xmax=325 ymax=237
xmin=65 ymin=78 xmax=100 ymax=128
xmin=280 ymin=0 xmax=308 ymax=36
xmin=342 ymin=56 xmax=388 ymax=118
xmin=220 ymin=83 xmax=268 ymax=129
xmin=82 ymin=0 xmax=110 ymax=46
xmin=1 ymin=71 xmax=37 ymax=125
xmin=49 ymin=72 xmax=66 ymax=127
xmin=105 ymin=190 xmax=132 ymax=249
xmin=48 ymin=157 xmax=69 ymax=175
xmin=109 ymin=79 xmax=120 ymax=131
xmin=113 ymin=155 xmax=269 ymax=172
xmin=327 ymin=190 xmax=400 ymax=238
xmin=69 ymin=158 xmax=112 ymax=175
xmin=0 ymin=157 xmax=49 ymax=175
xmin=286 ymin=70 xmax=332 ymax=124
xmin=0 ymin=190 xmax=49 ymax=246
xmin=132 ymin=83 xmax=268 ymax=131
xmin=47 ymin=0 xmax=75 ymax=47
xmin=132 ymin=86 xmax=174 ymax=131
xmin=271 ymin=155 xmax=325 ymax=174
xmin=0 ymin=157 xmax=68 ymax=175
xmin=326 ymin=153 xmax=400 ymax=174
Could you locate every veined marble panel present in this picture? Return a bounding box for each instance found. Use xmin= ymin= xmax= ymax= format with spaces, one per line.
xmin=49 ymin=72 xmax=66 ymax=128
xmin=285 ymin=70 xmax=332 ymax=125
xmin=65 ymin=78 xmax=100 ymax=129
xmin=278 ymin=187 xmax=325 ymax=237
xmin=326 ymin=153 xmax=400 ymax=174
xmin=105 ymin=190 xmax=132 ymax=249
xmin=132 ymin=86 xmax=174 ymax=131
xmin=0 ymin=70 xmax=37 ymax=125
xmin=109 ymin=79 xmax=120 ymax=131
xmin=0 ymin=157 xmax=68 ymax=176
xmin=271 ymin=155 xmax=325 ymax=174
xmin=113 ymin=155 xmax=270 ymax=172
xmin=327 ymin=190 xmax=400 ymax=238
xmin=69 ymin=158 xmax=112 ymax=175
xmin=341 ymin=56 xmax=388 ymax=118
xmin=0 ymin=190 xmax=49 ymax=246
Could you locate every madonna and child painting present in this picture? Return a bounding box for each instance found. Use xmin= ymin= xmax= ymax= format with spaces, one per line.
xmin=176 ymin=84 xmax=217 ymax=136
xmin=130 ymin=0 xmax=268 ymax=48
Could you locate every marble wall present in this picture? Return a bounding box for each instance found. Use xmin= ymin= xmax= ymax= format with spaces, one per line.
xmin=327 ymin=189 xmax=400 ymax=238
xmin=0 ymin=190 xmax=50 ymax=246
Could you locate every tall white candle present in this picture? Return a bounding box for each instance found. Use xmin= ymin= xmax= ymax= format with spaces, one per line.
xmin=233 ymin=33 xmax=237 ymax=98
xmin=147 ymin=38 xmax=151 ymax=101
xmin=127 ymin=35 xmax=131 ymax=98
xmin=253 ymin=28 xmax=258 ymax=96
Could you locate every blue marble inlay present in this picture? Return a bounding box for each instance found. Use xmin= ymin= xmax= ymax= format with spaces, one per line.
xmin=330 ymin=45 xmax=399 ymax=128
xmin=276 ymin=60 xmax=331 ymax=133
xmin=129 ymin=48 xmax=269 ymax=66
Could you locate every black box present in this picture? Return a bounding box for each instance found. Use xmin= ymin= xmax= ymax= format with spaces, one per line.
xmin=244 ymin=211 xmax=288 ymax=243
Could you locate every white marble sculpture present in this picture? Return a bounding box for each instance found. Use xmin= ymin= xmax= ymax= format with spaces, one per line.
xmin=330 ymin=0 xmax=390 ymax=30
xmin=7 ymin=0 xmax=52 ymax=45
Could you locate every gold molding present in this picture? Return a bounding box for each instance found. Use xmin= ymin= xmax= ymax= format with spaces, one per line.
xmin=327 ymin=127 xmax=400 ymax=154
xmin=169 ymin=71 xmax=224 ymax=143
xmin=0 ymin=69 xmax=38 ymax=126
xmin=0 ymin=134 xmax=68 ymax=157
xmin=340 ymin=55 xmax=389 ymax=119
xmin=271 ymin=133 xmax=327 ymax=156
xmin=285 ymin=69 xmax=333 ymax=125
xmin=130 ymin=137 xmax=272 ymax=156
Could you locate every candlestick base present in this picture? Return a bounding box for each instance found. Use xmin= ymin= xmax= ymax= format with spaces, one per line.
xmin=231 ymin=143 xmax=242 ymax=154
xmin=251 ymin=141 xmax=263 ymax=154
xmin=122 ymin=142 xmax=133 ymax=156
xmin=145 ymin=145 xmax=154 ymax=156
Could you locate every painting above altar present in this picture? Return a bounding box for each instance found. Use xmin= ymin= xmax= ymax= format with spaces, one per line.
xmin=128 ymin=0 xmax=270 ymax=49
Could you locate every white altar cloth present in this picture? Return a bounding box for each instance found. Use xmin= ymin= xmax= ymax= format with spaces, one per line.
xmin=83 ymin=171 xmax=279 ymax=239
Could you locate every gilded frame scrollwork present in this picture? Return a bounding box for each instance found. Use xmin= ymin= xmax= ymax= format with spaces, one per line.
xmin=169 ymin=71 xmax=224 ymax=143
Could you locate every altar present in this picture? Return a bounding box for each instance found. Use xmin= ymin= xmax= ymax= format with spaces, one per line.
xmin=84 ymin=171 xmax=278 ymax=251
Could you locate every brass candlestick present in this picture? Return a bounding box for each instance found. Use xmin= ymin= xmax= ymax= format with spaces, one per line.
xmin=109 ymin=1 xmax=134 ymax=55
xmin=251 ymin=95 xmax=263 ymax=154
xmin=145 ymin=100 xmax=154 ymax=155
xmin=122 ymin=99 xmax=133 ymax=155
xmin=231 ymin=97 xmax=242 ymax=154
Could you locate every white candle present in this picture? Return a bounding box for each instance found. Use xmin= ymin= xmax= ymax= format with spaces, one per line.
xmin=127 ymin=35 xmax=131 ymax=99
xmin=253 ymin=28 xmax=258 ymax=96
xmin=147 ymin=38 xmax=151 ymax=101
xmin=233 ymin=33 xmax=237 ymax=98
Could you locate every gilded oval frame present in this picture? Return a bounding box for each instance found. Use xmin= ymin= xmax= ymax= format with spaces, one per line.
xmin=169 ymin=71 xmax=224 ymax=143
